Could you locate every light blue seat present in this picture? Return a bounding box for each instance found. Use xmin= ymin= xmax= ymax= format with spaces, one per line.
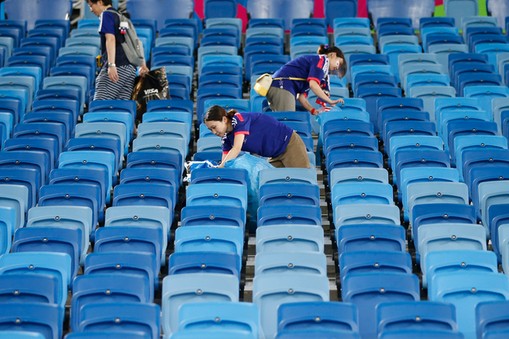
xmin=174 ymin=225 xmax=244 ymax=258
xmin=253 ymin=273 xmax=329 ymax=339
xmin=418 ymin=223 xmax=487 ymax=269
xmin=255 ymin=251 xmax=327 ymax=277
xmin=258 ymin=167 xmax=317 ymax=186
xmin=454 ymin=135 xmax=508 ymax=179
xmin=176 ymin=302 xmax=258 ymax=338
xmin=0 ymin=184 xmax=28 ymax=230
xmin=132 ymin=136 xmax=188 ymax=166
xmin=137 ymin=121 xmax=191 ymax=145
xmin=334 ymin=204 xmax=401 ymax=229
xmin=329 ymin=168 xmax=389 ymax=186
xmin=429 ymin=272 xmax=509 ymax=338
xmin=331 ymin=182 xmax=394 ymax=210
xmin=161 ymin=273 xmax=239 ymax=336
xmin=404 ymin=181 xmax=469 ymax=223
xmin=478 ymin=180 xmax=509 ymax=230
xmin=424 ymin=250 xmax=498 ymax=288
xmin=26 ymin=205 xmax=93 ymax=263
xmin=256 ymin=224 xmax=324 ymax=254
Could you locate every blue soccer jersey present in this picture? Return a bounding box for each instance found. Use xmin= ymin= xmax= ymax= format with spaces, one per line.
xmin=222 ymin=113 xmax=294 ymax=158
xmin=99 ymin=9 xmax=130 ymax=66
xmin=271 ymin=54 xmax=330 ymax=96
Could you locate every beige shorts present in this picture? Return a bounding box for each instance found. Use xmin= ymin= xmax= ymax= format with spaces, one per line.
xmin=269 ymin=131 xmax=311 ymax=168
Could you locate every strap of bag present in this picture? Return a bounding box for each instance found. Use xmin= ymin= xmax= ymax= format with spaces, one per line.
xmin=273 ymin=77 xmax=307 ymax=81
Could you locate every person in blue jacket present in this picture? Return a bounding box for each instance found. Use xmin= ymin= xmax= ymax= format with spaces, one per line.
xmin=87 ymin=0 xmax=149 ymax=100
xmin=204 ymin=105 xmax=311 ymax=168
xmin=266 ymin=44 xmax=346 ymax=113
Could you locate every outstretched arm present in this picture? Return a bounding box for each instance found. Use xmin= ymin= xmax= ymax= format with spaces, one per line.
xmin=309 ymin=80 xmax=344 ymax=106
xmin=218 ymin=133 xmax=245 ymax=168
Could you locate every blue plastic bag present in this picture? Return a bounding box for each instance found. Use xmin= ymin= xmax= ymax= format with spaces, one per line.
xmin=224 ymin=153 xmax=274 ymax=228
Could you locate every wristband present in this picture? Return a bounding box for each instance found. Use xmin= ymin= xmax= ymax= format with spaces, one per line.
xmin=108 ymin=63 xmax=116 ymax=67
xmin=310 ymin=108 xmax=317 ymax=115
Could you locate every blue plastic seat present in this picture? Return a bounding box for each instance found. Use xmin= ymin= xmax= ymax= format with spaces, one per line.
xmin=476 ymin=300 xmax=509 ymax=339
xmin=417 ymin=223 xmax=487 ymax=269
xmin=65 ymin=137 xmax=122 ymax=177
xmin=255 ymin=251 xmax=327 ymax=277
xmin=84 ymin=251 xmax=158 ymax=298
xmin=12 ymin=226 xmax=82 ymax=279
xmin=113 ymin=182 xmax=176 ymax=211
xmin=278 ymin=301 xmax=358 ymax=334
xmin=429 ymin=271 xmax=509 ymax=337
xmin=38 ymin=183 xmax=101 ymax=228
xmin=77 ymin=302 xmax=160 ymax=339
xmin=377 ymin=301 xmax=458 ymax=336
xmin=161 ymin=273 xmax=239 ymax=336
xmin=334 ymin=204 xmax=401 ymax=229
xmin=0 ymin=302 xmax=62 ymax=339
xmin=176 ymin=301 xmax=258 ymax=338
xmin=253 ymin=273 xmax=329 ymax=339
xmin=70 ymin=273 xmax=151 ymax=333
xmin=336 ymin=224 xmax=406 ymax=255
xmin=342 ymin=272 xmax=420 ymax=339
xmin=168 ymin=251 xmax=240 ymax=277
xmin=339 ymin=250 xmax=412 ymax=282
xmin=0 ymin=252 xmax=71 ymax=308
xmin=257 ymin=205 xmax=322 ymax=227
xmin=259 ymin=182 xmax=320 ymax=207
xmin=256 ymin=224 xmax=324 ymax=254
xmin=424 ymin=250 xmax=498 ymax=288
xmin=26 ymin=205 xmax=93 ymax=258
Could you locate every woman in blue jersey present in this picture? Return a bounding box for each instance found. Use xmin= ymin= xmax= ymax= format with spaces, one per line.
xmin=266 ymin=44 xmax=346 ymax=113
xmin=87 ymin=0 xmax=149 ymax=100
xmin=204 ymin=105 xmax=311 ymax=168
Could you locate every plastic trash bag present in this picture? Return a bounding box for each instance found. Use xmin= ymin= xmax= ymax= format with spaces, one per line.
xmin=184 ymin=160 xmax=216 ymax=183
xmin=224 ymin=153 xmax=274 ymax=228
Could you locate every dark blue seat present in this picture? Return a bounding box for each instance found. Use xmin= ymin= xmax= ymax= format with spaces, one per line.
xmin=278 ymin=301 xmax=359 ymax=334
xmin=70 ymin=273 xmax=152 ymax=333
xmin=13 ymin=122 xmax=66 ymax=154
xmin=84 ymin=252 xmax=158 ymax=294
xmin=12 ymin=226 xmax=82 ymax=279
xmin=180 ymin=205 xmax=245 ymax=228
xmin=377 ymin=301 xmax=458 ymax=335
xmin=94 ymin=226 xmax=164 ymax=270
xmin=342 ymin=272 xmax=420 ymax=339
xmin=168 ymin=251 xmax=240 ymax=277
xmin=76 ymin=302 xmax=160 ymax=339
xmin=336 ymin=224 xmax=406 ymax=255
xmin=3 ymin=137 xmax=59 ymax=169
xmin=49 ymin=167 xmax=109 ymax=210
xmin=112 ymin=183 xmax=176 ymax=211
xmin=0 ymin=302 xmax=62 ymax=339
xmin=0 ymin=149 xmax=49 ymax=187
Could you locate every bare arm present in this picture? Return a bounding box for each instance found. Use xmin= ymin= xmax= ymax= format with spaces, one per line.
xmin=105 ymin=33 xmax=119 ymax=82
xmin=218 ymin=133 xmax=245 ymax=168
xmin=297 ymin=94 xmax=318 ymax=115
xmin=309 ymin=80 xmax=344 ymax=106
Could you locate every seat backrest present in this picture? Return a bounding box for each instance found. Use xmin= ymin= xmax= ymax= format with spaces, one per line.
xmin=253 ymin=273 xmax=329 ymax=339
xmin=4 ymin=0 xmax=71 ymax=31
xmin=161 ymin=273 xmax=240 ymax=335
xmin=342 ymin=272 xmax=421 ymax=338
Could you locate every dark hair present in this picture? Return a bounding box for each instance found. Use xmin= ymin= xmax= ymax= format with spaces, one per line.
xmin=317 ymin=44 xmax=347 ymax=77
xmin=88 ymin=0 xmax=113 ymax=5
xmin=203 ymin=105 xmax=237 ymax=123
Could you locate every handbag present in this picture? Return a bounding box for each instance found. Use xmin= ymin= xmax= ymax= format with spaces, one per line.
xmin=254 ymin=73 xmax=308 ymax=97
xmin=253 ymin=73 xmax=273 ymax=97
xmin=131 ymin=66 xmax=169 ymax=122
